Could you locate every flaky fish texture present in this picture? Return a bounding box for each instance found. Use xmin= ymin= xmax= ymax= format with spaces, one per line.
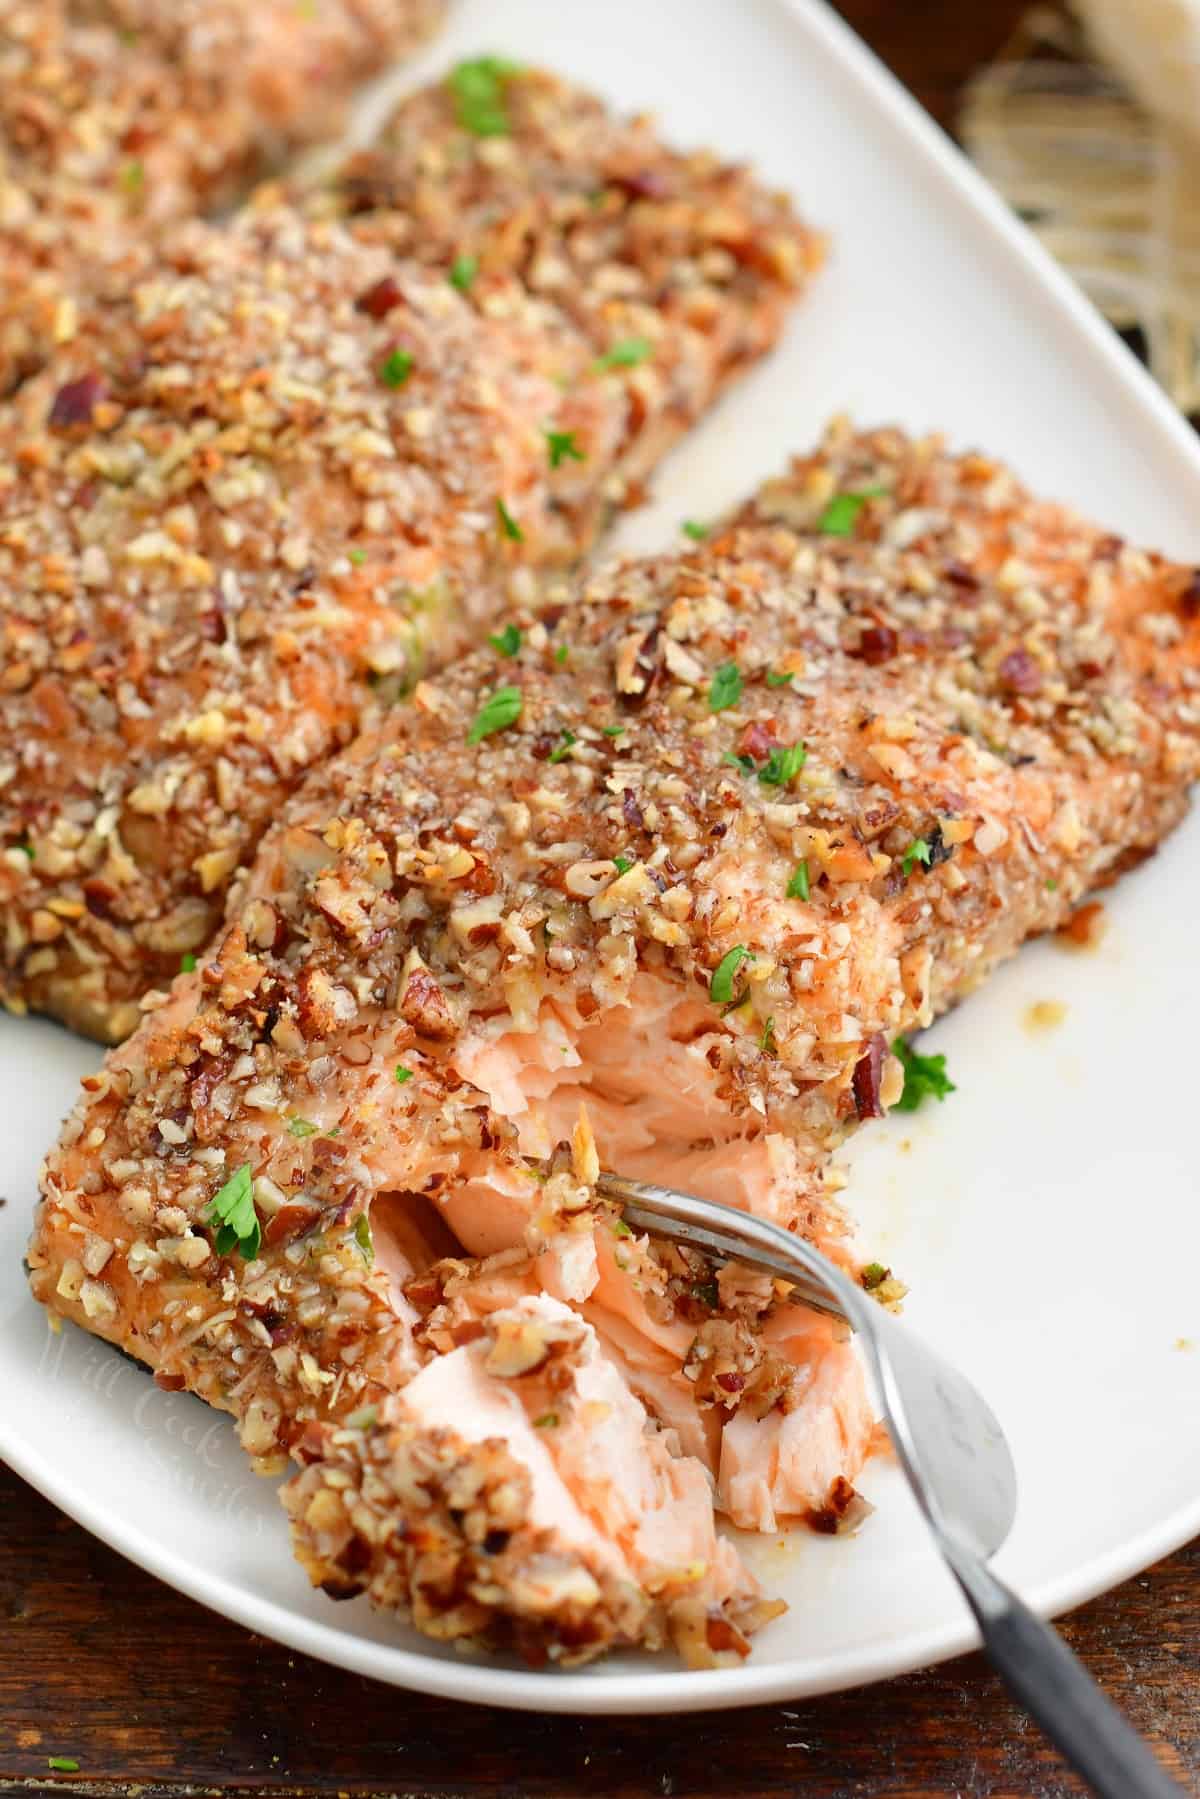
xmin=29 ymin=423 xmax=1200 ymax=1664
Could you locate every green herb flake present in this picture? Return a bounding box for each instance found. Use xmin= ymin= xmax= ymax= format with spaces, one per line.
xmin=901 ymin=837 xmax=932 ymax=877
xmin=346 ymin=1404 xmax=378 ymax=1431
xmin=533 ymin=1411 xmax=559 ymax=1429
xmin=722 ymin=750 xmax=756 ymax=775
xmin=1045 ymin=877 xmax=1059 ymax=892
xmin=179 ymin=952 xmax=197 ymax=973
xmin=120 ymin=159 xmax=144 ymax=195
xmin=612 ymin=854 xmax=632 ymax=875
xmin=892 ymin=1036 xmax=956 ymax=1112
xmin=554 ymin=643 xmax=569 ymax=666
xmin=787 ymin=861 xmax=810 ymax=901
xmin=354 ymin=1213 xmax=374 ymax=1266
xmin=759 ymin=1014 xmax=776 ymax=1056
xmin=816 ymin=485 xmax=886 ymax=537
xmin=765 ymin=668 xmax=795 ymax=688
xmin=758 ymin=741 xmax=807 ymax=786
xmin=548 ymin=728 xmax=577 ymax=764
xmin=611 ymin=1218 xmax=633 ymax=1238
xmin=545 ymin=428 xmax=585 ymax=469
xmin=448 ymin=56 xmax=520 ymax=137
xmin=710 ymin=945 xmax=754 ymax=1005
xmin=708 ymin=661 xmax=743 ymax=713
xmin=682 ymin=519 xmax=708 ymax=541
xmin=348 ymin=547 xmax=367 ymax=566
xmin=206 ymin=1163 xmax=260 ymax=1261
xmin=691 ymin=1278 xmax=719 ymax=1309
xmin=593 ymin=335 xmax=652 ymax=372
xmin=394 ymin=1065 xmax=413 ymax=1084
xmin=603 ymin=724 xmax=625 ymax=738
xmin=288 ymin=1116 xmax=319 ymax=1138
xmin=379 ymin=347 xmax=414 ymax=389
xmin=48 ymin=1759 xmax=80 ymax=1774
xmin=467 ymin=683 xmax=523 ymax=744
xmin=496 ymin=497 xmax=524 ymax=542
xmin=449 ymin=253 xmax=478 ymax=292
xmin=860 ymin=1261 xmax=889 ymax=1291
xmin=488 ymin=623 xmax=522 ymax=658
xmin=16 ymin=840 xmax=34 ymax=860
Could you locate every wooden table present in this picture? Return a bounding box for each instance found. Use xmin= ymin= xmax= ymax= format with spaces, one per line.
xmin=3 ymin=4 xmax=1198 ymax=1793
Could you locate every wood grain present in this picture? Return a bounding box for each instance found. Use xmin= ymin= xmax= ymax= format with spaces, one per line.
xmin=3 ymin=3 xmax=1197 ymax=1794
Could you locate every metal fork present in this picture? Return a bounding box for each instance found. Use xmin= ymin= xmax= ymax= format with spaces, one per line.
xmin=597 ymin=1173 xmax=1184 ymax=1799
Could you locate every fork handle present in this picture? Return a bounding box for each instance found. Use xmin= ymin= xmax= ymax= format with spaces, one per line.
xmin=942 ymin=1540 xmax=1185 ymax=1798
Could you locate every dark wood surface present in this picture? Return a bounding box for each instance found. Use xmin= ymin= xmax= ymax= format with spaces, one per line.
xmin=4 ymin=4 xmax=1198 ymax=1794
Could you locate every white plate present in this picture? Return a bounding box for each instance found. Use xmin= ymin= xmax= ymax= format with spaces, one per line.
xmin=3 ymin=0 xmax=1200 ymax=1717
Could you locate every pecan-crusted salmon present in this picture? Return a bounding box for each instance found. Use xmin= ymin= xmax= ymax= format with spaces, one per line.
xmin=0 ymin=0 xmax=444 ymax=390
xmin=30 ymin=424 xmax=1200 ymax=1664
xmin=1 ymin=79 xmax=816 ymax=1044
xmin=270 ymin=61 xmax=822 ymax=493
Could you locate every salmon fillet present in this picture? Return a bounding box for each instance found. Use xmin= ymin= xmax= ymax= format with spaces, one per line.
xmin=0 ymin=81 xmax=817 ymax=1043
xmin=0 ymin=0 xmax=444 ymax=390
xmin=31 ymin=422 xmax=1200 ymax=1664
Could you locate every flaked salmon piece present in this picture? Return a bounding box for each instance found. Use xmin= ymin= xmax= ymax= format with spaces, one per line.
xmin=284 ymin=1296 xmax=775 ymax=1667
xmin=0 ymin=0 xmax=444 ymax=391
xmin=31 ymin=423 xmax=1200 ymax=1662
xmin=1 ymin=78 xmax=816 ymax=1045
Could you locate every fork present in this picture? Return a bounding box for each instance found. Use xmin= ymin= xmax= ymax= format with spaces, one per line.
xmin=597 ymin=1172 xmax=1184 ymax=1799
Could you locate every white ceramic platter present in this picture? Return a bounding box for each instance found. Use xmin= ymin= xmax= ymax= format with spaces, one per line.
xmin=3 ymin=0 xmax=1200 ymax=1717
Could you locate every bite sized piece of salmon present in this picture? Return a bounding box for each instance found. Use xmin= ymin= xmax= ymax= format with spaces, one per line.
xmin=32 ymin=421 xmax=1200 ymax=1665
xmin=0 ymin=207 xmax=644 ymax=1042
xmin=268 ymin=60 xmax=821 ymax=504
xmin=0 ymin=0 xmax=444 ymax=390
xmin=284 ymin=1296 xmax=777 ymax=1668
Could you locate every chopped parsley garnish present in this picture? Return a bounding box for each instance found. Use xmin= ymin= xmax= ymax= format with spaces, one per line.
xmin=348 ymin=547 xmax=367 ymax=566
xmin=379 ymin=348 xmax=414 ymax=388
xmin=860 ymin=1262 xmax=889 ymax=1291
xmin=759 ymin=1015 xmax=776 ymax=1055
xmin=554 ymin=643 xmax=569 ymax=666
xmin=612 ymin=1218 xmax=633 ymax=1238
xmin=708 ymin=661 xmax=743 ymax=712
xmin=288 ymin=1116 xmax=319 ymax=1138
xmin=179 ymin=952 xmax=197 ymax=973
xmin=722 ymin=751 xmax=756 ymax=775
xmin=682 ymin=519 xmax=708 ymax=541
xmin=892 ymin=1037 xmax=956 ymax=1112
xmin=395 ymin=1065 xmax=412 ymax=1084
xmin=488 ymin=623 xmax=522 ymax=658
xmin=603 ymin=724 xmax=625 ymax=738
xmin=449 ymin=253 xmax=478 ymax=292
xmin=1045 ymin=877 xmax=1059 ymax=892
xmin=548 ymin=729 xmax=577 ymax=764
xmin=448 ymin=56 xmax=520 ymax=137
xmin=710 ymin=945 xmax=754 ymax=1005
xmin=816 ymin=485 xmax=886 ymax=536
xmin=593 ymin=335 xmax=652 ymax=372
xmin=545 ymin=428 xmax=585 ymax=469
xmin=120 ymin=159 xmax=144 ymax=195
xmin=765 ymin=668 xmax=795 ymax=688
xmin=901 ymin=837 xmax=933 ymax=877
xmin=206 ymin=1164 xmax=260 ymax=1261
xmin=16 ymin=840 xmax=34 ymax=860
xmin=787 ymin=861 xmax=810 ymax=901
xmin=47 ymin=1759 xmax=80 ymax=1773
xmin=691 ymin=1278 xmax=719 ymax=1309
xmin=758 ymin=741 xmax=807 ymax=786
xmin=496 ymin=497 xmax=524 ymax=542
xmin=468 ymin=683 xmax=523 ymax=744
xmin=612 ymin=855 xmax=632 ymax=875
xmin=354 ymin=1213 xmax=374 ymax=1266
xmin=533 ymin=1411 xmax=559 ymax=1429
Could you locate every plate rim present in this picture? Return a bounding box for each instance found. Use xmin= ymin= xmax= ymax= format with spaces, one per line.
xmin=4 ymin=0 xmax=1200 ymax=1716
